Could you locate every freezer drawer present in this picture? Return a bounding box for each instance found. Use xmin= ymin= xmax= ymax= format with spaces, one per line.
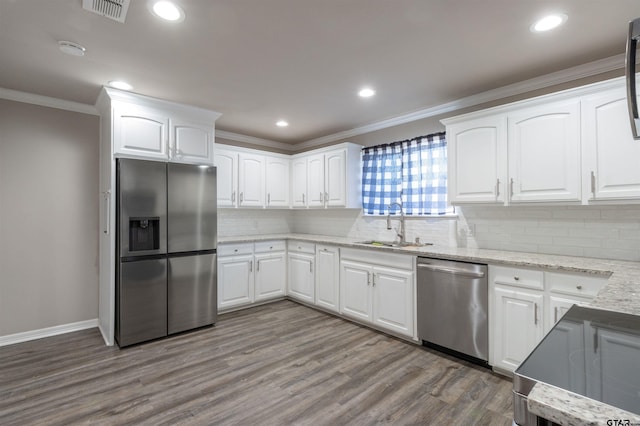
xmin=117 ymin=258 xmax=168 ymax=347
xmin=168 ymin=253 xmax=217 ymax=334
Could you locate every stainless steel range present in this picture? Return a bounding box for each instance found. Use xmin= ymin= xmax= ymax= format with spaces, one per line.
xmin=513 ymin=305 xmax=640 ymax=425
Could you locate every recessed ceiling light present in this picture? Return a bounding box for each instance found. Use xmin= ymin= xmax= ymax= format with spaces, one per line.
xmin=276 ymin=120 xmax=289 ymax=127
xmin=150 ymin=1 xmax=185 ymax=22
xmin=358 ymin=88 xmax=376 ymax=98
xmin=531 ymin=14 xmax=567 ymax=32
xmin=58 ymin=41 xmax=86 ymax=57
xmin=108 ymin=80 xmax=133 ymax=91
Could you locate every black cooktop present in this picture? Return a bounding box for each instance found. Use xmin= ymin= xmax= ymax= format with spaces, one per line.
xmin=514 ymin=305 xmax=640 ymax=415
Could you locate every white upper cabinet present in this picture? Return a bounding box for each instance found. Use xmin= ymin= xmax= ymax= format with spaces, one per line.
xmin=238 ymin=153 xmax=265 ymax=207
xmin=291 ymin=157 xmax=308 ymax=207
xmin=443 ymin=76 xmax=640 ymax=206
xmin=306 ymin=153 xmax=325 ymax=207
xmin=447 ymin=115 xmax=507 ymax=204
xmin=171 ymin=119 xmax=214 ymax=164
xmin=214 ymin=148 xmax=238 ymax=207
xmin=104 ymin=88 xmax=220 ymax=164
xmin=507 ymin=99 xmax=581 ymax=203
xmin=582 ymin=86 xmax=640 ymax=201
xmin=325 ymin=149 xmax=347 ymax=207
xmin=113 ymin=104 xmax=169 ymax=160
xmin=265 ymin=155 xmax=290 ymax=207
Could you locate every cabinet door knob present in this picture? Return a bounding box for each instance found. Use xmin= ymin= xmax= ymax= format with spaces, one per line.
xmin=234 ymin=249 xmax=238 ymax=253
xmin=514 ymin=276 xmax=520 ymax=281
xmin=576 ymin=285 xmax=583 ymax=290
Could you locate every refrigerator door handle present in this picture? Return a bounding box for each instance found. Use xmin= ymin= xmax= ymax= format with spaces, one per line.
xmin=103 ymin=190 xmax=111 ymax=234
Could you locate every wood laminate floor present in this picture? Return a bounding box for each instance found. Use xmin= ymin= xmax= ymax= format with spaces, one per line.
xmin=0 ymin=301 xmax=514 ymax=425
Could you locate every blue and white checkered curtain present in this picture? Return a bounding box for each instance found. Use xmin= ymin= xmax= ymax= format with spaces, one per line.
xmin=361 ymin=144 xmax=402 ymax=215
xmin=401 ymin=133 xmax=451 ymax=215
xmin=362 ymin=132 xmax=452 ymax=216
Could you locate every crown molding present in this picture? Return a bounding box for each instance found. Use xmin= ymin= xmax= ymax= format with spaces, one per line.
xmin=215 ymin=129 xmax=297 ymax=152
xmin=0 ymin=87 xmax=99 ymax=115
xmin=295 ymin=54 xmax=626 ymax=150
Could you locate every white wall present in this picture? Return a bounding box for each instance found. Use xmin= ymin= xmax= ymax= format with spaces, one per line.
xmin=0 ymin=100 xmax=99 ymax=337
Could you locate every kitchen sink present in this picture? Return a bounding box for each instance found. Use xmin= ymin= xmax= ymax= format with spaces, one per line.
xmin=355 ymin=240 xmax=432 ymax=248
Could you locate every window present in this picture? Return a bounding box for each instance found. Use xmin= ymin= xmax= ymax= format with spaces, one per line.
xmin=361 ymin=132 xmax=453 ymax=216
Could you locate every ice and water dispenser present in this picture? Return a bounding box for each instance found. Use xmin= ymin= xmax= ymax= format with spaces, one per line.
xmin=129 ymin=217 xmax=160 ymax=251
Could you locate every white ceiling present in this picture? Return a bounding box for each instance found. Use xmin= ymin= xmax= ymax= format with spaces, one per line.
xmin=1 ymin=1 xmax=639 ymax=145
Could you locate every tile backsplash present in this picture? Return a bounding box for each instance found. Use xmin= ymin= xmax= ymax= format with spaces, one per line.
xmin=218 ymin=205 xmax=640 ymax=262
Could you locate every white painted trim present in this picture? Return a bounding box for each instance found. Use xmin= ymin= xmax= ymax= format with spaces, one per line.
xmin=297 ymin=54 xmax=626 ymax=150
xmin=215 ymin=129 xmax=297 ymax=152
xmin=0 ymin=87 xmax=99 ymax=116
xmin=0 ymin=319 xmax=99 ymax=347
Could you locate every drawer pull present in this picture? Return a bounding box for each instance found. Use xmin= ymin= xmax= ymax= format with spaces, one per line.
xmin=576 ymin=285 xmax=583 ymax=290
xmin=514 ymin=276 xmax=520 ymax=281
xmin=534 ymin=303 xmax=538 ymax=325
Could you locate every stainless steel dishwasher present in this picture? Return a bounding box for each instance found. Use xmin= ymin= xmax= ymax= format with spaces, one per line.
xmin=417 ymin=257 xmax=488 ymax=365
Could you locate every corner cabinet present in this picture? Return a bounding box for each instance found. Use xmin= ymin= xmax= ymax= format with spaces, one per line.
xmin=315 ymin=244 xmax=340 ymax=312
xmin=340 ymin=248 xmax=415 ymax=338
xmin=291 ymin=143 xmax=362 ymax=209
xmin=443 ymin=76 xmax=640 ymax=206
xmin=95 ymin=87 xmax=221 ymax=345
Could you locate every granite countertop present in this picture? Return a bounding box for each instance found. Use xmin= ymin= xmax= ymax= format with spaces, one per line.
xmin=219 ymin=233 xmax=640 ymax=425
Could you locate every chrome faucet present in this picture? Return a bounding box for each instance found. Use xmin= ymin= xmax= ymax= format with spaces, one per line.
xmin=387 ymin=202 xmax=406 ymax=244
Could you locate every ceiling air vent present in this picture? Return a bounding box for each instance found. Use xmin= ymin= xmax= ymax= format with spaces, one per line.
xmin=82 ymin=0 xmax=131 ymax=23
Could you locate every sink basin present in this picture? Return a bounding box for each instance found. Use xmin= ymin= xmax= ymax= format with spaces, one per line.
xmin=355 ymin=240 xmax=432 ymax=248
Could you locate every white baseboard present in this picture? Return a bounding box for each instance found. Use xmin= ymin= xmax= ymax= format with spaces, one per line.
xmin=0 ymin=318 xmax=99 ymax=347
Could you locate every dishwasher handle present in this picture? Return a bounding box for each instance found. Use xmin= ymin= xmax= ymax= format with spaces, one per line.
xmin=417 ymin=263 xmax=486 ymax=278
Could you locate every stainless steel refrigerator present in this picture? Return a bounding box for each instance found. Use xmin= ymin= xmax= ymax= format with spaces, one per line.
xmin=115 ymin=158 xmax=217 ymax=347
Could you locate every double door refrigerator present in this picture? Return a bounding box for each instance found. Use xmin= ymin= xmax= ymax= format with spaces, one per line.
xmin=115 ymin=158 xmax=217 ymax=347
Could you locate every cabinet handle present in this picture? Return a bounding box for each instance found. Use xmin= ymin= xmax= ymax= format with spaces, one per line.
xmin=534 ymin=303 xmax=538 ymax=325
xmin=495 ymin=179 xmax=500 ymax=198
xmin=554 ymin=307 xmax=558 ymax=323
xmin=367 ymin=271 xmax=371 ymax=286
xmin=372 ymin=273 xmax=376 ymax=287
xmin=256 ymin=260 xmax=260 ymax=272
xmin=240 ymin=192 xmax=244 ymax=204
xmin=302 ymin=193 xmax=305 ymax=205
xmin=234 ymin=249 xmax=238 ymax=253
xmin=319 ymin=192 xmax=323 ymax=203
xmin=232 ymin=191 xmax=236 ymax=203
xmin=510 ymin=178 xmax=514 ymax=198
xmin=576 ymin=285 xmax=583 ymax=290
xmin=102 ymin=191 xmax=111 ymax=235
xmin=514 ymin=276 xmax=520 ymax=281
xmin=310 ymin=261 xmax=313 ymax=273
xmin=590 ymin=171 xmax=596 ymax=198
xmin=324 ymin=191 xmax=329 ymax=205
xmin=268 ymin=193 xmax=271 ymax=205
xmin=250 ymin=260 xmax=253 ymax=272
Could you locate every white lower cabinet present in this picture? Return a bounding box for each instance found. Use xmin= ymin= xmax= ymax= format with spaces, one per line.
xmin=218 ymin=252 xmax=254 ymax=310
xmin=489 ymin=265 xmax=608 ymax=373
xmin=340 ymin=248 xmax=414 ymax=338
xmin=491 ymin=285 xmax=544 ymax=372
xmin=218 ymin=241 xmax=286 ymax=311
xmin=315 ymin=245 xmax=340 ymax=312
xmin=254 ymin=242 xmax=286 ymax=302
xmin=287 ymin=241 xmax=315 ymax=303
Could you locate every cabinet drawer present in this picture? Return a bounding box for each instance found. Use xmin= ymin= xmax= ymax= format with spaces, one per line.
xmin=288 ymin=240 xmax=316 ymax=254
xmin=546 ymin=271 xmax=608 ymax=298
xmin=490 ymin=265 xmax=543 ymax=290
xmin=254 ymin=240 xmax=286 ymax=253
xmin=218 ymin=243 xmax=254 ymax=257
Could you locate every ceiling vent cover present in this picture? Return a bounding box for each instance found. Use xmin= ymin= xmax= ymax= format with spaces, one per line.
xmin=82 ymin=0 xmax=131 ymax=23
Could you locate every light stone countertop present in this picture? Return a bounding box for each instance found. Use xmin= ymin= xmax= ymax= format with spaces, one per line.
xmin=218 ymin=233 xmax=640 ymax=425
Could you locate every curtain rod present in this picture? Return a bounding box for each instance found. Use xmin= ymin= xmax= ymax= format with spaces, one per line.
xmin=361 ymin=131 xmax=446 ymax=151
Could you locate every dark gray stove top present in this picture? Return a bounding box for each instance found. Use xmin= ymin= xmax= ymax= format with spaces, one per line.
xmin=514 ymin=305 xmax=640 ymax=415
